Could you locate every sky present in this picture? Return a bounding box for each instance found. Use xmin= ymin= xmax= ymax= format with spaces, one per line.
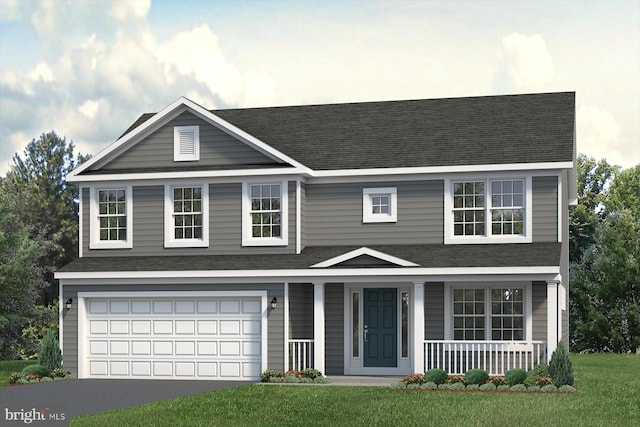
xmin=0 ymin=0 xmax=638 ymax=176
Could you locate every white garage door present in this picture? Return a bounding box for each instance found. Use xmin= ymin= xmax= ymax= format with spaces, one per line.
xmin=82 ymin=296 xmax=262 ymax=380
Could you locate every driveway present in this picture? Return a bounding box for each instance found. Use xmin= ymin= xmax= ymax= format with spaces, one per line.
xmin=1 ymin=379 xmax=251 ymax=421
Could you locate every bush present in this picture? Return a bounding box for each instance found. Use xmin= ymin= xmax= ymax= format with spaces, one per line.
xmin=438 ymin=383 xmax=451 ymax=390
xmin=50 ymin=368 xmax=71 ymax=378
xmin=313 ymin=376 xmax=329 ymax=383
xmin=284 ymin=375 xmax=300 ymax=383
xmin=268 ymin=376 xmax=283 ymax=383
xmin=541 ymin=384 xmax=558 ymax=392
xmin=497 ymin=384 xmax=511 ymax=391
xmin=447 ymin=374 xmax=466 ymax=385
xmin=464 ymin=368 xmax=489 ymax=385
xmin=533 ymin=375 xmax=554 ymax=386
xmin=420 ymin=382 xmax=438 ymax=389
xmin=21 ymin=364 xmax=49 ymax=377
xmin=529 ymin=363 xmax=550 ymax=377
xmin=479 ymin=383 xmax=496 ymax=391
xmin=407 ymin=383 xmax=421 ymax=389
xmin=450 ymin=382 xmax=466 ymax=390
xmin=558 ymin=385 xmax=577 ymax=393
xmin=7 ymin=372 xmax=25 ymax=385
xmin=505 ymin=368 xmax=527 ymax=385
xmin=527 ymin=385 xmax=541 ymax=392
xmin=489 ymin=375 xmax=507 ymax=386
xmin=302 ymin=368 xmax=323 ymax=379
xmin=424 ymin=368 xmax=448 ymax=385
xmin=390 ymin=382 xmax=406 ymax=389
xmin=466 ymin=384 xmax=479 ymax=390
xmin=38 ymin=330 xmax=62 ymax=374
xmin=41 ymin=377 xmax=53 ymax=382
xmin=509 ymin=384 xmax=527 ymax=391
xmin=16 ymin=378 xmax=29 ymax=385
xmin=260 ymin=369 xmax=282 ymax=382
xmin=403 ymin=373 xmax=425 ymax=385
xmin=300 ymin=377 xmax=313 ymax=383
xmin=549 ymin=342 xmax=574 ymax=386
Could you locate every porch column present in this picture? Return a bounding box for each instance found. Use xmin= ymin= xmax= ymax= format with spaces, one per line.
xmin=413 ymin=282 xmax=425 ymax=373
xmin=547 ymin=280 xmax=559 ymax=361
xmin=313 ymin=282 xmax=325 ymax=374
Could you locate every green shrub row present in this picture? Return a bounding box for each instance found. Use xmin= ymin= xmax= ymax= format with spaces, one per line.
xmin=7 ymin=368 xmax=73 ymax=385
xmin=260 ymin=368 xmax=328 ymax=383
xmin=390 ymin=381 xmax=576 ymax=393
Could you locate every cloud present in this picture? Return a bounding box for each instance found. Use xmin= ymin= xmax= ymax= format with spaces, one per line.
xmin=499 ymin=33 xmax=554 ymax=91
xmin=110 ymin=0 xmax=151 ymax=21
xmin=577 ymin=105 xmax=625 ymax=166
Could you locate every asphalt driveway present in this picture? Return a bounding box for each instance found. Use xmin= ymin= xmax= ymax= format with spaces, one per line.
xmin=1 ymin=379 xmax=251 ymax=421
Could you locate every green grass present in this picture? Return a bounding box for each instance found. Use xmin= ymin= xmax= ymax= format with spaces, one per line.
xmin=0 ymin=360 xmax=37 ymax=386
xmin=65 ymin=354 xmax=636 ymax=426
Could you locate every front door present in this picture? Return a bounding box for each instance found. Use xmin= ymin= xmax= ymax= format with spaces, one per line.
xmin=363 ymin=288 xmax=397 ymax=367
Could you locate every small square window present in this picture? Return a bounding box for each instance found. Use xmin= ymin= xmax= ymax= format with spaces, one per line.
xmin=363 ymin=187 xmax=397 ymax=223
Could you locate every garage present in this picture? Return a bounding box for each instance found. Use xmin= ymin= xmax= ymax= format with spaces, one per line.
xmin=78 ymin=293 xmax=266 ymax=380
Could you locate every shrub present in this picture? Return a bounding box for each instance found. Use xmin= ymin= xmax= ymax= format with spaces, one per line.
xmin=450 ymin=382 xmax=466 ymax=390
xmin=464 ymin=368 xmax=489 ymax=385
xmin=420 ymin=382 xmax=438 ymax=390
xmin=284 ymin=375 xmax=300 ymax=383
xmin=480 ymin=383 xmax=496 ymax=391
xmin=403 ymin=373 xmax=425 ymax=385
xmin=313 ymin=376 xmax=329 ymax=383
xmin=390 ymin=382 xmax=406 ymax=389
xmin=558 ymin=385 xmax=577 ymax=393
xmin=38 ymin=330 xmax=62 ymax=374
xmin=407 ymin=383 xmax=421 ymax=389
xmin=302 ymin=368 xmax=323 ymax=379
xmin=466 ymin=384 xmax=479 ymax=390
xmin=527 ymin=385 xmax=541 ymax=392
xmin=21 ymin=364 xmax=49 ymax=377
xmin=50 ymin=368 xmax=71 ymax=378
xmin=534 ymin=375 xmax=554 ymax=386
xmin=509 ymin=384 xmax=527 ymax=391
xmin=505 ymin=368 xmax=527 ymax=385
xmin=268 ymin=376 xmax=283 ymax=383
xmin=497 ymin=384 xmax=511 ymax=391
xmin=7 ymin=372 xmax=25 ymax=385
xmin=447 ymin=374 xmax=466 ymax=385
xmin=16 ymin=378 xmax=29 ymax=385
xmin=41 ymin=377 xmax=53 ymax=382
xmin=541 ymin=384 xmax=558 ymax=392
xmin=549 ymin=342 xmax=574 ymax=386
xmin=489 ymin=375 xmax=507 ymax=386
xmin=300 ymin=377 xmax=313 ymax=383
xmin=260 ymin=369 xmax=282 ymax=382
xmin=438 ymin=383 xmax=451 ymax=390
xmin=529 ymin=363 xmax=550 ymax=377
xmin=424 ymin=369 xmax=448 ymax=385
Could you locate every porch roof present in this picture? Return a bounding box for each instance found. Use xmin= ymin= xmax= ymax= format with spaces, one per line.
xmin=58 ymin=242 xmax=561 ymax=273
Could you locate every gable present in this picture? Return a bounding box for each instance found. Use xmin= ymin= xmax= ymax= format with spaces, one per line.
xmin=311 ymin=247 xmax=420 ymax=268
xmin=93 ymin=111 xmax=283 ymax=173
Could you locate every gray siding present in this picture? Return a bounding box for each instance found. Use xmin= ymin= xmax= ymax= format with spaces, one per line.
xmin=324 ymin=284 xmax=344 ymax=375
xmin=532 ymin=176 xmax=558 ymax=242
xmin=532 ymin=281 xmax=547 ymax=342
xmin=62 ymin=283 xmax=285 ymax=375
xmin=84 ymin=181 xmax=297 ymax=257
xmin=288 ymin=284 xmax=313 ymax=339
xmin=425 ymin=282 xmax=445 ymax=340
xmin=99 ymin=111 xmax=278 ymax=171
xmin=305 ymin=180 xmax=443 ymax=246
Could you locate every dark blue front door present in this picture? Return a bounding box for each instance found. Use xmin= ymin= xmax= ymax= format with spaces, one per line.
xmin=363 ymin=288 xmax=397 ymax=367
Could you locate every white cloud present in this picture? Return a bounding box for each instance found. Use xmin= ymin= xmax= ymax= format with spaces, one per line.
xmin=110 ymin=0 xmax=151 ymax=21
xmin=499 ymin=33 xmax=554 ymax=91
xmin=78 ymin=99 xmax=101 ymax=119
xmin=26 ymin=62 xmax=55 ymax=83
xmin=577 ymin=105 xmax=625 ymax=166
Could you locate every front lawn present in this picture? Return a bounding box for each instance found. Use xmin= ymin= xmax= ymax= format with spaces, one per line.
xmin=69 ymin=354 xmax=638 ymax=426
xmin=0 ymin=360 xmax=37 ymax=387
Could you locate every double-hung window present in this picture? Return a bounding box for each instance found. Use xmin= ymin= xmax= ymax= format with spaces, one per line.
xmin=242 ymin=181 xmax=288 ymax=246
xmin=445 ymin=177 xmax=531 ymax=243
xmin=363 ymin=187 xmax=397 ymax=223
xmin=447 ymin=284 xmax=530 ymax=342
xmin=89 ymin=186 xmax=133 ymax=249
xmin=164 ymin=184 xmax=209 ymax=248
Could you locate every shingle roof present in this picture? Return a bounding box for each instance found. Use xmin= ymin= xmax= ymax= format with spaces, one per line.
xmin=58 ymin=243 xmax=561 ymax=273
xmin=119 ymin=92 xmax=575 ymax=171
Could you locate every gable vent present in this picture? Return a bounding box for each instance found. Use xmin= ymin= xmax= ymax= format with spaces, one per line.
xmin=174 ymin=125 xmax=199 ymax=161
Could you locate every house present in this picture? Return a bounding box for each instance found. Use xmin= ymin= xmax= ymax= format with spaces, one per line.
xmin=55 ymin=92 xmax=577 ymax=381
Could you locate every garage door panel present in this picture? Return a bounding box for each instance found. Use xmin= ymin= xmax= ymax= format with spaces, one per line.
xmin=84 ymin=296 xmax=262 ymax=380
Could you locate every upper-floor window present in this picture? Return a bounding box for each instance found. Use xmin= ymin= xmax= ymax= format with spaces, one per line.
xmin=444 ymin=177 xmax=532 ymax=244
xmin=363 ymin=187 xmax=397 ymax=223
xmin=446 ymin=283 xmax=531 ymax=341
xmin=164 ymin=184 xmax=209 ymax=248
xmin=242 ymin=181 xmax=288 ymax=246
xmin=89 ymin=186 xmax=133 ymax=249
xmin=174 ymin=125 xmax=199 ymax=161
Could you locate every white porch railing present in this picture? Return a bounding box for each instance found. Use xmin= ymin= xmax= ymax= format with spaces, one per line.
xmin=288 ymin=339 xmax=314 ymax=371
xmin=424 ymin=340 xmax=547 ymax=375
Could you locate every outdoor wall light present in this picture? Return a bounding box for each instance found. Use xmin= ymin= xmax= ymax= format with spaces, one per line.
xmin=65 ymin=298 xmax=73 ymax=310
xmin=271 ymin=297 xmax=277 ymax=310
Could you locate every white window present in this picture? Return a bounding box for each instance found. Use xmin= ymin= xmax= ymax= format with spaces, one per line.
xmin=164 ymin=184 xmax=209 ymax=248
xmin=363 ymin=187 xmax=397 ymax=223
xmin=89 ymin=187 xmax=133 ymax=249
xmin=445 ymin=283 xmax=532 ymax=341
xmin=444 ymin=177 xmax=532 ymax=243
xmin=174 ymin=125 xmax=199 ymax=161
xmin=242 ymin=181 xmax=288 ymax=246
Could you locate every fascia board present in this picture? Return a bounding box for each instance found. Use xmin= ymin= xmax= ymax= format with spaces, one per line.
xmin=310 ymin=246 xmax=419 ymax=268
xmin=55 ymin=266 xmax=560 ymax=280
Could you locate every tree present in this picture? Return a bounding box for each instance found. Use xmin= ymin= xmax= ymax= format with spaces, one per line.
xmin=1 ymin=131 xmax=89 ymax=304
xmin=0 ymin=192 xmax=45 ymax=359
xmin=569 ymin=163 xmax=640 ymax=353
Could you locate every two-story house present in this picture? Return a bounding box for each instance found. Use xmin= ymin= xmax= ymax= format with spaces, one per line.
xmin=56 ymin=92 xmax=577 ymax=381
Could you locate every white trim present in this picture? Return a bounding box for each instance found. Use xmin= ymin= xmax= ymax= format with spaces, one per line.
xmin=296 ymin=180 xmax=301 ymax=254
xmin=443 ymin=281 xmax=533 ymax=342
xmin=412 ymin=282 xmax=425 ymax=373
xmin=362 ymin=187 xmax=397 ymax=223
xmin=547 ymin=281 xmax=559 ymax=361
xmin=241 ymin=180 xmax=289 ymax=247
xmin=59 ymin=279 xmax=64 ymax=361
xmin=444 ymin=176 xmax=533 ymax=244
xmin=56 ymin=266 xmax=561 ymax=281
xmin=79 ymin=186 xmax=84 ymax=258
xmin=89 ymin=186 xmax=133 ymax=249
xmin=313 ymin=283 xmax=325 ymax=374
xmin=76 ymin=290 xmax=268 ymax=380
xmin=68 ymin=97 xmax=311 ymax=180
xmin=68 ymin=168 xmax=306 ymax=183
xmin=163 ymin=183 xmax=209 ymax=248
xmin=558 ymin=172 xmax=564 ymax=243
xmin=284 ymin=282 xmax=290 ymax=370
xmin=173 ymin=125 xmax=200 ymax=162
xmin=311 ymin=247 xmax=419 ymax=268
